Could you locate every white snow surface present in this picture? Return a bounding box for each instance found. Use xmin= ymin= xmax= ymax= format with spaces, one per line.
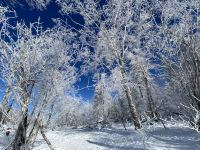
xmin=1 ymin=122 xmax=200 ymax=150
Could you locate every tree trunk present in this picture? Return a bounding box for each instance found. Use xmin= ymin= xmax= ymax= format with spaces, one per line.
xmin=143 ymin=72 xmax=156 ymax=119
xmin=118 ymin=57 xmax=142 ymax=129
xmin=0 ymin=110 xmax=2 ymax=124
xmin=0 ymin=87 xmax=11 ymax=123
xmin=40 ymin=125 xmax=54 ymax=150
xmin=27 ymin=117 xmax=41 ymax=148
xmin=45 ymin=102 xmax=55 ymax=128
xmin=9 ymin=109 xmax=28 ymax=150
xmin=27 ymin=92 xmax=49 ymax=147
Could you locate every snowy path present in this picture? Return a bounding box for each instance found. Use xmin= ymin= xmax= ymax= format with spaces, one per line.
xmin=33 ymin=123 xmax=200 ymax=150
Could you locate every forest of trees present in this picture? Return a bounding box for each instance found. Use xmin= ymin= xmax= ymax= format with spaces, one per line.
xmin=0 ymin=0 xmax=200 ymax=149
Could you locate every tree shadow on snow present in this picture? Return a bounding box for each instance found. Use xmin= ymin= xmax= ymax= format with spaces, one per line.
xmin=87 ymin=140 xmax=144 ymax=150
xmin=147 ymin=127 xmax=200 ymax=150
xmin=85 ymin=128 xmax=145 ymax=150
xmin=98 ymin=128 xmax=133 ymax=136
xmin=85 ymin=126 xmax=200 ymax=150
xmin=75 ymin=127 xmax=133 ymax=136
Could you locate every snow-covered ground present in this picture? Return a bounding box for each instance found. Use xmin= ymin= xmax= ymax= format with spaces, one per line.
xmin=34 ymin=123 xmax=200 ymax=150
xmin=1 ymin=123 xmax=200 ymax=150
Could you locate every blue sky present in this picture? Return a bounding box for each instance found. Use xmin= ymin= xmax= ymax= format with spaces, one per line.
xmin=15 ymin=1 xmax=63 ymax=29
xmin=0 ymin=1 xmax=95 ymax=101
xmin=0 ymin=80 xmax=4 ymax=100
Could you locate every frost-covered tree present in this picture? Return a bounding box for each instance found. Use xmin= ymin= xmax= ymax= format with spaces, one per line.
xmin=144 ymin=0 xmax=200 ymax=128
xmin=92 ymin=74 xmax=114 ymax=129
xmin=144 ymin=0 xmax=200 ymax=129
xmin=0 ymin=19 xmax=78 ymax=149
xmin=57 ymin=0 xmax=156 ymax=129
